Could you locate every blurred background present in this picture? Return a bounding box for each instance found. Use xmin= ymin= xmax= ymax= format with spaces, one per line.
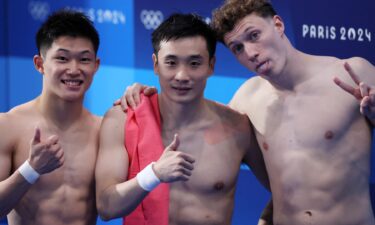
xmin=0 ymin=0 xmax=374 ymax=224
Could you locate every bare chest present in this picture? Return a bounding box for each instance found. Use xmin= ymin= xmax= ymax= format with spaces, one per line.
xmin=163 ymin=129 xmax=245 ymax=194
xmin=248 ymin=84 xmax=364 ymax=153
xmin=13 ymin=126 xmax=98 ymax=188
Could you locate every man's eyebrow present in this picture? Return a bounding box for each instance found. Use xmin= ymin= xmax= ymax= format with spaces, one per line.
xmin=189 ymin=55 xmax=203 ymax=59
xmin=164 ymin=54 xmax=177 ymax=59
xmin=227 ymin=26 xmax=253 ymax=48
xmin=56 ymin=48 xmax=93 ymax=54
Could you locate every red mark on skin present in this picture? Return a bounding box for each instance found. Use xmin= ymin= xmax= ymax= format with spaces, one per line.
xmin=325 ymin=131 xmax=334 ymax=140
xmin=263 ymin=142 xmax=269 ymax=151
xmin=204 ymin=122 xmax=236 ymax=145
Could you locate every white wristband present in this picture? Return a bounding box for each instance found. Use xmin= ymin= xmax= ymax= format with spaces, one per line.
xmin=136 ymin=162 xmax=161 ymax=192
xmin=18 ymin=161 xmax=40 ymax=184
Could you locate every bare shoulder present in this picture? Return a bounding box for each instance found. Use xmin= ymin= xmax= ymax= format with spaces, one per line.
xmin=234 ymin=76 xmax=264 ymax=97
xmin=207 ymin=100 xmax=251 ymax=132
xmin=0 ymin=101 xmax=37 ymax=152
xmin=84 ymin=110 xmax=103 ymax=130
xmin=338 ymin=57 xmax=375 ymax=83
xmin=1 ymin=101 xmax=37 ymax=128
xmin=0 ymin=113 xmax=14 ymax=138
xmin=346 ymin=56 xmax=375 ymax=74
xmin=7 ymin=100 xmax=37 ymax=115
xmin=101 ymin=105 xmax=127 ymax=127
xmin=345 ymin=56 xmax=374 ymax=68
xmin=229 ymin=76 xmax=266 ymax=113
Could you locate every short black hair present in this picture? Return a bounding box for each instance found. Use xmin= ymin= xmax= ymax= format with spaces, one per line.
xmin=36 ymin=9 xmax=100 ymax=56
xmin=152 ymin=13 xmax=216 ymax=59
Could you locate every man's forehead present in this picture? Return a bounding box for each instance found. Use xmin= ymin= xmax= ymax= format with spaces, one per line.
xmin=159 ymin=36 xmax=207 ymax=51
xmin=49 ymin=37 xmax=94 ymax=51
xmin=42 ymin=40 xmax=95 ymax=58
xmin=224 ymin=14 xmax=271 ymax=45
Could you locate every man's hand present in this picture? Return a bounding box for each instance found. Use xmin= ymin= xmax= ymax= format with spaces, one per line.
xmin=28 ymin=127 xmax=64 ymax=174
xmin=334 ymin=62 xmax=375 ymax=120
xmin=113 ymin=83 xmax=158 ymax=111
xmin=153 ymin=134 xmax=195 ymax=182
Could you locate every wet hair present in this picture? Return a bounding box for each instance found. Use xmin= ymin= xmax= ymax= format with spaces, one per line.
xmin=36 ymin=9 xmax=99 ymax=56
xmin=211 ymin=0 xmax=277 ymax=43
xmin=151 ymin=13 xmax=216 ymax=59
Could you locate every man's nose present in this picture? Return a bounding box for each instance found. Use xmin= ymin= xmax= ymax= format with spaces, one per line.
xmin=67 ymin=60 xmax=81 ymax=75
xmin=244 ymin=43 xmax=259 ymax=62
xmin=175 ymin=66 xmax=190 ymax=82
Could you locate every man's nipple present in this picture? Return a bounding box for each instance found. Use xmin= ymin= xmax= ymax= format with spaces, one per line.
xmin=325 ymin=131 xmax=334 ymax=140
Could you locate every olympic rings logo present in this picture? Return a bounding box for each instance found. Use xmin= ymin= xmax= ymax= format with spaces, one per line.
xmin=28 ymin=1 xmax=50 ymax=21
xmin=140 ymin=10 xmax=164 ymax=30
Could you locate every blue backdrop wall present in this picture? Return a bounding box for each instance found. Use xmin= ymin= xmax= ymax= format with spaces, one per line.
xmin=0 ymin=0 xmax=374 ymax=224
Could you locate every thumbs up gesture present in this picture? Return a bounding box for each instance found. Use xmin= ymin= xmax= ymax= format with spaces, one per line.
xmin=153 ymin=134 xmax=195 ymax=183
xmin=28 ymin=127 xmax=64 ymax=175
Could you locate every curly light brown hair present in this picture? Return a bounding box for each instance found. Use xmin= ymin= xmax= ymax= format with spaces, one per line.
xmin=211 ymin=0 xmax=277 ymax=44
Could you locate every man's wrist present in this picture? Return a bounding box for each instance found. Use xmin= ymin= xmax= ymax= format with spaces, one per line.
xmin=136 ymin=162 xmax=161 ymax=191
xmin=18 ymin=160 xmax=40 ymax=184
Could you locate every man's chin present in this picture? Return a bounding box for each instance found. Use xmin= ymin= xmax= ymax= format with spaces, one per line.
xmin=257 ymin=72 xmax=271 ymax=80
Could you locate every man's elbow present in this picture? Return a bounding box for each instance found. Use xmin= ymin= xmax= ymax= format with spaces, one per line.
xmin=97 ymin=203 xmax=117 ymax=221
xmin=98 ymin=213 xmax=113 ymax=222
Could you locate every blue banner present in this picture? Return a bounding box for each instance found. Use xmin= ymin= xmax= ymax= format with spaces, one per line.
xmin=0 ymin=0 xmax=5 ymax=55
xmin=7 ymin=0 xmax=133 ymax=67
xmin=289 ymin=0 xmax=374 ymax=64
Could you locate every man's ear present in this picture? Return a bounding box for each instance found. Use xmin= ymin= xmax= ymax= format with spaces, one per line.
xmin=273 ymin=15 xmax=285 ymax=36
xmin=94 ymin=57 xmax=101 ymax=74
xmin=33 ymin=55 xmax=44 ymax=74
xmin=208 ymin=56 xmax=216 ymax=76
xmin=152 ymin=53 xmax=159 ymax=75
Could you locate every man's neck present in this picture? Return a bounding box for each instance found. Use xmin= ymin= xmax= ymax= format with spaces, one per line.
xmin=36 ymin=93 xmax=84 ymax=130
xmin=158 ymin=94 xmax=208 ymax=132
xmin=267 ymin=48 xmax=313 ymax=92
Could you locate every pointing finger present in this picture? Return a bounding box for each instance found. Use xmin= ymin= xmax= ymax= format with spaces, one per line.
xmin=333 ymin=77 xmax=362 ymax=100
xmin=344 ymin=62 xmax=361 ymax=85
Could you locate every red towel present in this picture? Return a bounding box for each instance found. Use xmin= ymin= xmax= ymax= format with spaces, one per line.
xmin=124 ymin=93 xmax=169 ymax=225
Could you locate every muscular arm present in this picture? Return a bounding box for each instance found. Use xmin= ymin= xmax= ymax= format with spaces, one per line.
xmin=95 ymin=106 xmax=148 ymax=221
xmin=240 ymin=116 xmax=270 ymax=190
xmin=0 ymin=114 xmax=32 ymax=218
xmin=229 ymin=85 xmax=273 ymax=224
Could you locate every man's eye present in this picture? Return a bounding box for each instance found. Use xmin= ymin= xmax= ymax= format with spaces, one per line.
xmin=165 ymin=61 xmax=176 ymax=66
xmin=249 ymin=31 xmax=260 ymax=41
xmin=190 ymin=61 xmax=201 ymax=67
xmin=232 ymin=44 xmax=243 ymax=54
xmin=56 ymin=56 xmax=67 ymax=61
xmin=81 ymin=58 xmax=91 ymax=62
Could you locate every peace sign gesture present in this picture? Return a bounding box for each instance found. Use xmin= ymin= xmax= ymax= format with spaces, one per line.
xmin=334 ymin=62 xmax=375 ymax=120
